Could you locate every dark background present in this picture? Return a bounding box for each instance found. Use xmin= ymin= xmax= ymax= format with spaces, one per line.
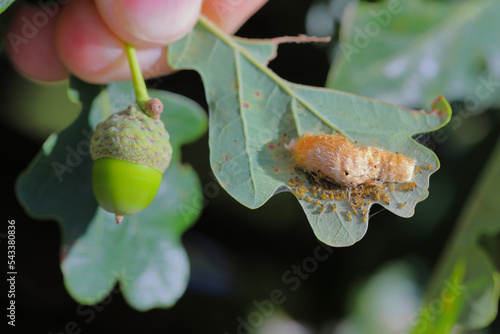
xmin=2 ymin=0 xmax=500 ymax=333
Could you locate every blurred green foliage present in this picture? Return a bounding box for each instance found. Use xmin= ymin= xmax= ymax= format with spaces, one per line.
xmin=3 ymin=0 xmax=500 ymax=333
xmin=3 ymin=75 xmax=79 ymax=139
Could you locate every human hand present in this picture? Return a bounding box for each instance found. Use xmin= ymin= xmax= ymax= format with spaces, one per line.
xmin=6 ymin=0 xmax=268 ymax=83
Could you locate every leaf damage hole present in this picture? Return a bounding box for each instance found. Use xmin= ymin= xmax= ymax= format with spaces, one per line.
xmin=266 ymin=133 xmax=294 ymax=160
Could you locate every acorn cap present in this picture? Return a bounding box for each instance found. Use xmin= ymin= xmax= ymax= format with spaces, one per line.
xmin=90 ymin=103 xmax=172 ymax=172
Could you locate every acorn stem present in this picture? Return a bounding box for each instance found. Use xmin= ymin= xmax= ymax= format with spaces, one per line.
xmin=124 ymin=42 xmax=149 ymax=109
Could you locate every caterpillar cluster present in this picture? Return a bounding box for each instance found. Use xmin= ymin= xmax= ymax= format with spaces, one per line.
xmin=286 ymin=134 xmax=432 ymax=222
xmin=288 ymin=169 xmax=418 ymax=223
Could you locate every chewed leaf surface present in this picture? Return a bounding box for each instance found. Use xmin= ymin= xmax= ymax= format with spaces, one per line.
xmin=168 ymin=17 xmax=451 ymax=247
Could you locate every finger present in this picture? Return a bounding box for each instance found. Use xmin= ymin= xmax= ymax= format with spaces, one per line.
xmin=95 ymin=0 xmax=203 ymax=48
xmin=6 ymin=4 xmax=68 ymax=82
xmin=35 ymin=0 xmax=267 ymax=83
xmin=6 ymin=0 xmax=268 ymax=83
xmin=202 ymin=0 xmax=269 ymax=34
xmin=55 ymin=0 xmax=171 ymax=83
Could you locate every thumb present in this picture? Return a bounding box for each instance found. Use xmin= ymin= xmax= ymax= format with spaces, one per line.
xmin=95 ymin=0 xmax=203 ymax=47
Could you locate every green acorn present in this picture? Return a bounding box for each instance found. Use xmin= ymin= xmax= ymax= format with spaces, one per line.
xmin=90 ymin=98 xmax=172 ymax=224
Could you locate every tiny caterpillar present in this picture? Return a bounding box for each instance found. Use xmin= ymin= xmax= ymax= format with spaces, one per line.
xmin=286 ymin=134 xmax=416 ymax=187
